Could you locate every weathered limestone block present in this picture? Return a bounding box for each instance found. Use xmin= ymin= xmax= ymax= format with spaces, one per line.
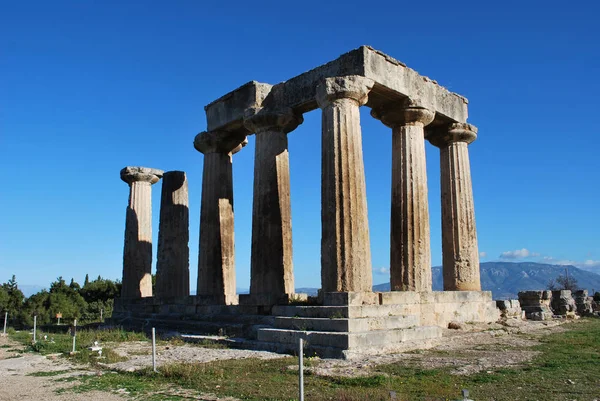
xmin=195 ymin=131 xmax=247 ymax=305
xmin=427 ymin=123 xmax=481 ymax=291
xmin=496 ymin=299 xmax=523 ymax=318
xmin=518 ymin=290 xmax=553 ymax=320
xmin=371 ymin=98 xmax=434 ymax=292
xmin=316 ymin=76 xmax=374 ymax=293
xmin=573 ymin=290 xmax=593 ymax=316
xmin=244 ymin=107 xmax=303 ymax=302
xmin=156 ymin=171 xmax=190 ymax=298
xmin=550 ymin=290 xmax=577 ymax=316
xmin=120 ymin=166 xmax=163 ymax=299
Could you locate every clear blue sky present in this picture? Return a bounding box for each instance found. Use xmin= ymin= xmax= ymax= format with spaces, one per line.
xmin=1 ymin=0 xmax=599 ymax=292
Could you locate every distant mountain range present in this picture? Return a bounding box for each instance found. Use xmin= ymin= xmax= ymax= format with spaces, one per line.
xmin=296 ymin=262 xmax=600 ymax=300
xmin=20 ymin=263 xmax=598 ymax=300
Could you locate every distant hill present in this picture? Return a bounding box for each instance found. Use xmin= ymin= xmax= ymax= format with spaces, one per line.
xmin=19 ymin=285 xmax=46 ymax=297
xmin=372 ymin=262 xmax=600 ymax=299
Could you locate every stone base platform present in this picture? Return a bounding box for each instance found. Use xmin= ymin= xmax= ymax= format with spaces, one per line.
xmin=110 ymin=291 xmax=499 ymax=359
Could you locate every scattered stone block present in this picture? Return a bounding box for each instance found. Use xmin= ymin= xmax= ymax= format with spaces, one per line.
xmin=496 ymin=299 xmax=522 ymax=318
xmin=573 ymin=290 xmax=593 ymax=316
xmin=550 ymin=290 xmax=577 ymax=316
xmin=518 ymin=291 xmax=553 ymax=320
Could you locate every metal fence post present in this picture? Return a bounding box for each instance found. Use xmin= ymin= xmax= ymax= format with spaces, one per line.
xmin=152 ymin=327 xmax=157 ymax=373
xmin=33 ymin=315 xmax=37 ymax=343
xmin=72 ymin=319 xmax=77 ymax=353
xmin=299 ymin=338 xmax=304 ymax=401
xmin=3 ymin=312 xmax=7 ymax=335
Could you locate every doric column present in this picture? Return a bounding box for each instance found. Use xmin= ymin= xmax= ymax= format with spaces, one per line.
xmin=316 ymin=76 xmax=374 ymax=293
xmin=371 ymin=99 xmax=435 ymax=292
xmin=194 ymin=131 xmax=247 ymax=305
xmin=427 ymin=123 xmax=481 ymax=291
xmin=156 ymin=171 xmax=190 ymax=298
xmin=120 ymin=166 xmax=163 ymax=299
xmin=243 ymin=107 xmax=302 ymax=302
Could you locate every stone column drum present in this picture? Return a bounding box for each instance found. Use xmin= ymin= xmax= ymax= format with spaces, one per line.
xmin=120 ymin=166 xmax=163 ymax=298
xmin=371 ymin=99 xmax=435 ymax=292
xmin=155 ymin=171 xmax=190 ymax=298
xmin=194 ymin=131 xmax=247 ymax=305
xmin=316 ymin=76 xmax=374 ymax=293
xmin=244 ymin=107 xmax=302 ymax=302
xmin=427 ymin=123 xmax=481 ymax=291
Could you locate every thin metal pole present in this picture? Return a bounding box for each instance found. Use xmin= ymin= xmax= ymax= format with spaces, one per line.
xmin=152 ymin=327 xmax=157 ymax=373
xmin=33 ymin=315 xmax=37 ymax=343
xmin=3 ymin=312 xmax=7 ymax=335
xmin=299 ymin=338 xmax=304 ymax=401
xmin=72 ymin=319 xmax=77 ymax=353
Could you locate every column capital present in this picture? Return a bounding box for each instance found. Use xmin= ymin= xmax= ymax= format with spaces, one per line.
xmin=371 ymin=98 xmax=435 ymax=128
xmin=243 ymin=107 xmax=303 ymax=134
xmin=120 ymin=166 xmax=163 ymax=185
xmin=427 ymin=122 xmax=478 ymax=148
xmin=316 ymin=76 xmax=374 ymax=108
xmin=194 ymin=130 xmax=247 ymax=155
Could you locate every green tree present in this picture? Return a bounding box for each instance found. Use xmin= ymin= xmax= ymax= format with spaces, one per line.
xmin=84 ymin=274 xmax=90 ymax=287
xmin=0 ymin=286 xmax=9 ymax=313
xmin=1 ymin=275 xmax=25 ymax=319
xmin=44 ymin=276 xmax=87 ymax=322
xmin=80 ymin=276 xmax=120 ymax=321
xmin=69 ymin=278 xmax=81 ymax=291
xmin=23 ymin=290 xmax=50 ymax=326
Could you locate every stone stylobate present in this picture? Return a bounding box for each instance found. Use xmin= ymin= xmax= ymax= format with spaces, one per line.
xmin=316 ymin=76 xmax=374 ymax=293
xmin=243 ymin=107 xmax=303 ymax=304
xmin=194 ymin=131 xmax=247 ymax=305
xmin=427 ymin=123 xmax=481 ymax=291
xmin=120 ymin=166 xmax=163 ymax=299
xmin=371 ymin=98 xmax=435 ymax=292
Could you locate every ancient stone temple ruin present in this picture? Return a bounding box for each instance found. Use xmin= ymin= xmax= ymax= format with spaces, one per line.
xmin=112 ymin=46 xmax=500 ymax=358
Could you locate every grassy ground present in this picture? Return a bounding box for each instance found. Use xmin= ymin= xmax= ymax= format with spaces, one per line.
xmin=8 ymin=327 xmax=147 ymax=365
xmin=8 ymin=319 xmax=600 ymax=400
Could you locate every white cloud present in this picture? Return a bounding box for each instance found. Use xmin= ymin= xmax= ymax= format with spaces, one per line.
xmin=581 ymin=260 xmax=600 ymax=268
xmin=539 ymin=256 xmax=600 ymax=270
xmin=373 ymin=267 xmax=390 ymax=275
xmin=479 ymin=252 xmax=487 ymax=258
xmin=499 ymin=248 xmax=538 ymax=260
xmin=554 ymin=260 xmax=577 ymax=266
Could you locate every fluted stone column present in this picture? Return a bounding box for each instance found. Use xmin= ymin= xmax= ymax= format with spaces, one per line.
xmin=371 ymin=99 xmax=435 ymax=292
xmin=316 ymin=76 xmax=374 ymax=293
xmin=120 ymin=166 xmax=163 ymax=299
xmin=244 ymin=107 xmax=302 ymax=303
xmin=194 ymin=131 xmax=247 ymax=305
xmin=427 ymin=123 xmax=481 ymax=291
xmin=156 ymin=171 xmax=190 ymax=298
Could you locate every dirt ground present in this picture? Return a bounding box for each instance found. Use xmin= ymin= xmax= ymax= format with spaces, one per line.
xmin=0 ymin=335 xmax=124 ymax=401
xmin=0 ymin=318 xmax=571 ymax=400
